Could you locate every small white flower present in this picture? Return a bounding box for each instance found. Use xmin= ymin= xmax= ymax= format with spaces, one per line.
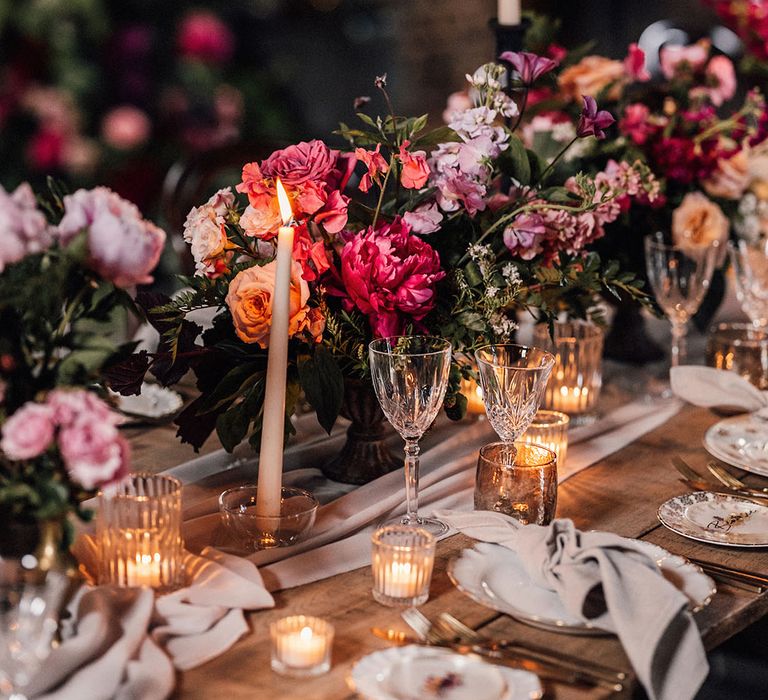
xmin=502 ymin=263 xmax=521 ymax=285
xmin=486 ymin=285 xmax=499 ymax=297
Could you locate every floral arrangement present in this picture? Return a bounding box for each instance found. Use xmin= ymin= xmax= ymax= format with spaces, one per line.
xmin=113 ymin=62 xmax=657 ymax=453
xmin=706 ymin=1 xmax=768 ymax=64
xmin=0 ymin=181 xmax=164 ymax=525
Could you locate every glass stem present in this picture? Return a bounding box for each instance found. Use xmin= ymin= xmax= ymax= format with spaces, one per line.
xmin=403 ymin=439 xmax=421 ymax=524
xmin=670 ymin=320 xmax=688 ymax=367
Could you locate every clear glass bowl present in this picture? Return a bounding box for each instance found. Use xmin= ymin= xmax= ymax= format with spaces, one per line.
xmin=218 ymin=485 xmax=319 ymax=551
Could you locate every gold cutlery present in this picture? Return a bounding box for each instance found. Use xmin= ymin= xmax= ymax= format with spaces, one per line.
xmin=689 ymin=560 xmax=767 ymax=594
xmin=673 ymin=457 xmax=768 ymax=502
xmin=706 ymin=462 xmax=768 ymax=496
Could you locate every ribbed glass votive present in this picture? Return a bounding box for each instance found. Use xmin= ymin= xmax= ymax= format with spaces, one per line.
xmin=533 ymin=320 xmax=604 ymax=424
xmin=371 ymin=526 xmax=435 ymax=607
xmin=97 ymin=473 xmax=183 ymax=592
xmin=706 ymin=322 xmax=768 ymax=390
xmin=520 ymin=410 xmax=569 ymax=466
xmin=270 ymin=615 xmax=334 ymax=677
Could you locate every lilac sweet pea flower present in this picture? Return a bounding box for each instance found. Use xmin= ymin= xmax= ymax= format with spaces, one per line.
xmin=499 ymin=51 xmax=558 ymax=85
xmin=577 ymin=96 xmax=615 ymax=139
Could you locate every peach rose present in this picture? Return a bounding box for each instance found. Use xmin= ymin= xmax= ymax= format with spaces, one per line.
xmin=239 ymin=201 xmax=282 ymax=240
xmin=225 ymin=260 xmax=311 ymax=347
xmin=672 ymin=192 xmax=729 ymax=262
xmin=558 ymin=56 xmax=626 ymax=101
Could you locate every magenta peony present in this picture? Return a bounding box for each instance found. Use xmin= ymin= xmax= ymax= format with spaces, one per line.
xmin=0 ymin=182 xmax=52 ymax=272
xmin=0 ymin=403 xmax=56 ymax=460
xmin=57 ymin=187 xmax=166 ymax=288
xmin=332 ymin=218 xmax=445 ymax=337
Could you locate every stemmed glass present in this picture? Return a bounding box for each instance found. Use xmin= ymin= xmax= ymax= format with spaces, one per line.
xmin=729 ymin=239 xmax=768 ymax=328
xmin=474 ymin=344 xmax=555 ymax=443
xmin=369 ymin=336 xmax=452 ymax=536
xmin=644 ymin=236 xmax=719 ymax=367
xmin=0 ymin=559 xmax=68 ymax=700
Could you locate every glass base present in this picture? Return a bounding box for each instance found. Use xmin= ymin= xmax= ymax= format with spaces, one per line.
xmin=270 ymin=658 xmax=330 ymax=678
xmin=382 ymin=514 xmax=449 ymax=537
xmin=372 ymin=587 xmax=429 ymax=608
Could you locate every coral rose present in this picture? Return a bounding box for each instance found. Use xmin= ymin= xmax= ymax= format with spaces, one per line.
xmin=558 ymin=56 xmax=626 ymax=101
xmin=226 ymin=260 xmax=312 ymax=347
xmin=0 ymin=403 xmax=55 ymax=460
xmin=672 ymin=192 xmax=729 ymax=257
xmin=239 ymin=201 xmax=282 ymax=240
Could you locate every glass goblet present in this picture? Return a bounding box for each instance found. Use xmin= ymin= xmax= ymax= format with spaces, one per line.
xmin=644 ymin=236 xmax=718 ymax=367
xmin=369 ymin=336 xmax=452 ymax=536
xmin=729 ymin=239 xmax=768 ymax=328
xmin=474 ymin=344 xmax=555 ymax=444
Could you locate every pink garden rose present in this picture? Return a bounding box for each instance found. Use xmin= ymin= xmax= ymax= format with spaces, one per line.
xmin=184 ymin=188 xmax=236 ymax=275
xmin=0 ymin=182 xmax=51 ymax=272
xmin=332 ymin=218 xmax=445 ymax=337
xmin=57 ymin=187 xmax=166 ymax=288
xmin=59 ymin=421 xmax=130 ymax=490
xmin=0 ymin=403 xmax=55 ymax=460
xmin=261 ymin=140 xmax=341 ymax=186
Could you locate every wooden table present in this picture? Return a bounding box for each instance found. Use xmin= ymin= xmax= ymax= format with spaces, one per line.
xmin=126 ymin=404 xmax=768 ymax=699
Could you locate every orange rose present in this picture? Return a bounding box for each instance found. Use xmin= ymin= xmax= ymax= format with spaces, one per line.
xmin=226 ymin=260 xmax=311 ymax=347
xmin=558 ymin=56 xmax=626 ymax=102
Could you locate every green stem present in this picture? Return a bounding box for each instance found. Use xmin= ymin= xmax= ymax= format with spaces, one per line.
xmin=537 ymin=136 xmax=578 ymax=186
xmin=56 ymin=285 xmax=88 ymax=338
xmin=372 ymin=158 xmax=395 ymax=229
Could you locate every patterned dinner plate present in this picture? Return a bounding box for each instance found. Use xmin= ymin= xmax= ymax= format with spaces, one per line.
xmin=348 ymin=645 xmax=543 ymax=700
xmin=658 ymin=491 xmax=768 ymax=547
xmin=703 ymin=413 xmax=768 ymax=477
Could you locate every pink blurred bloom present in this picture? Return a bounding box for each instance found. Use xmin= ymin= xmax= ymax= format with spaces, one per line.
xmin=59 ymin=421 xmax=130 ymax=490
xmin=576 ymin=96 xmax=615 ymax=139
xmin=703 ymin=55 xmax=737 ymax=106
xmin=177 ymin=11 xmax=234 ymax=64
xmin=660 ymin=41 xmax=709 ymax=79
xmin=398 ymin=141 xmax=430 ymax=189
xmin=546 ymin=43 xmax=568 ymax=64
xmin=0 ymin=403 xmax=55 ymax=460
xmin=47 ymin=389 xmax=119 ymax=427
xmin=619 ymin=103 xmax=655 ymax=145
xmin=403 ymin=202 xmax=443 ymax=234
xmin=101 ymin=105 xmax=151 ymax=150
xmin=27 ymin=129 xmax=64 ymax=171
xmin=355 ymin=144 xmax=389 ymax=192
xmin=0 ymin=182 xmax=51 ymax=272
xmin=57 ymin=187 xmax=166 ymax=288
xmin=442 ymin=91 xmax=473 ymax=124
xmin=499 ymin=51 xmax=559 ymax=85
xmin=624 ymin=43 xmax=650 ymax=82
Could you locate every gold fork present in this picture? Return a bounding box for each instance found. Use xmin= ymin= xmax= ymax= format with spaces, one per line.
xmin=706 ymin=462 xmax=768 ymax=496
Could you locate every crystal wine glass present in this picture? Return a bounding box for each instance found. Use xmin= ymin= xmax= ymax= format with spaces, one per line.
xmin=729 ymin=239 xmax=768 ymax=328
xmin=369 ymin=336 xmax=452 ymax=536
xmin=644 ymin=236 xmax=719 ymax=367
xmin=0 ymin=559 xmax=68 ymax=700
xmin=474 ymin=344 xmax=555 ymax=443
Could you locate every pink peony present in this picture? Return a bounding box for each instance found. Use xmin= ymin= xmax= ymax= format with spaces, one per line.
xmin=624 ymin=43 xmax=650 ymax=82
xmin=331 ymin=218 xmax=445 ymax=337
xmin=59 ymin=421 xmax=130 ymax=490
xmin=47 ymin=389 xmax=118 ymax=427
xmin=403 ymin=202 xmax=443 ymax=234
xmin=101 ymin=105 xmax=151 ymax=150
xmin=660 ymin=41 xmax=709 ymax=79
xmin=57 ymin=187 xmax=166 ymax=288
xmin=0 ymin=182 xmax=51 ymax=272
xmin=0 ymin=403 xmax=56 ymax=460
xmin=177 ymin=11 xmax=234 ymax=64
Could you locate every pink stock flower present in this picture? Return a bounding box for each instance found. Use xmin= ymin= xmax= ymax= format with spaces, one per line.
xmin=177 ymin=11 xmax=234 ymax=64
xmin=434 ymin=174 xmax=487 ymax=216
xmin=660 ymin=41 xmax=709 ymax=79
xmin=0 ymin=182 xmax=51 ymax=272
xmin=398 ymin=142 xmax=430 ymax=189
xmin=57 ymin=187 xmax=166 ymax=288
xmin=624 ymin=43 xmax=650 ymax=82
xmin=403 ymin=202 xmax=443 ymax=234
xmin=503 ymin=212 xmax=547 ymax=260
xmin=442 ymin=91 xmax=473 ymax=124
xmin=332 ymin=218 xmax=445 ymax=337
xmin=355 ymin=144 xmax=389 ymax=192
xmin=500 ymin=51 xmax=559 ymax=85
xmin=0 ymin=403 xmax=55 ymax=460
xmin=101 ymin=105 xmax=151 ymax=150
xmin=576 ymin=96 xmax=615 ymax=139
xmin=59 ymin=421 xmax=130 ymax=490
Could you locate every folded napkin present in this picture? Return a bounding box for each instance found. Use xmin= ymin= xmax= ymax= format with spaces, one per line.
xmin=436 ymin=509 xmax=708 ymax=700
xmin=670 ymin=365 xmax=768 ymax=413
xmin=29 ymin=543 xmax=274 ymax=700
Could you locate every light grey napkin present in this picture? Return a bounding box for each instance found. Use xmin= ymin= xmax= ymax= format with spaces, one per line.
xmin=670 ymin=366 xmax=768 ymax=413
xmin=29 ymin=544 xmax=274 ymax=699
xmin=436 ymin=509 xmax=709 ymax=700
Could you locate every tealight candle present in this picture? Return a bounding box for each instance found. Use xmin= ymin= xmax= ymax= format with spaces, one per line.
xmin=124 ymin=551 xmax=162 ymax=588
xmin=460 ymin=376 xmax=486 ymax=415
xmin=520 ymin=410 xmax=569 ymax=466
xmin=371 ymin=525 xmax=435 ymax=607
xmin=270 ymin=615 xmax=334 ymax=677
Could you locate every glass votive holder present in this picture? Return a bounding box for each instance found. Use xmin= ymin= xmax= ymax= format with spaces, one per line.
xmin=533 ymin=320 xmax=604 ymax=425
xmin=706 ymin=321 xmax=768 ymax=390
xmin=218 ymin=486 xmax=319 ymax=551
xmin=520 ymin=410 xmax=569 ymax=467
xmin=371 ymin=525 xmax=436 ymax=607
xmin=97 ymin=473 xmax=183 ymax=592
xmin=474 ymin=442 xmax=557 ymax=525
xmin=270 ymin=615 xmax=334 ymax=677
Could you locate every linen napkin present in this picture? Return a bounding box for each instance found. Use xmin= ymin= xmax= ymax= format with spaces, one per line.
xmin=28 ymin=542 xmax=274 ymax=700
xmin=670 ymin=365 xmax=768 ymax=413
xmin=435 ymin=509 xmax=708 ymax=700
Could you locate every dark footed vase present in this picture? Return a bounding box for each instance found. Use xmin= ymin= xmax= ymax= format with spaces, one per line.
xmin=604 ymin=300 xmax=665 ymax=365
xmin=321 ymin=378 xmax=401 ymax=484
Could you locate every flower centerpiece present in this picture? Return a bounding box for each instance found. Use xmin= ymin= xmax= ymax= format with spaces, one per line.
xmin=0 ymin=181 xmax=165 ymax=547
xmin=113 ymin=63 xmax=657 ymax=482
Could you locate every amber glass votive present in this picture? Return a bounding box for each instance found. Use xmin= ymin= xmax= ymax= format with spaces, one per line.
xmin=706 ymin=322 xmax=768 ymax=390
xmin=270 ymin=615 xmax=334 ymax=677
xmin=520 ymin=410 xmax=569 ymax=467
xmin=533 ymin=320 xmax=603 ymax=424
xmin=97 ymin=473 xmax=183 ymax=592
xmin=371 ymin=526 xmax=436 ymax=607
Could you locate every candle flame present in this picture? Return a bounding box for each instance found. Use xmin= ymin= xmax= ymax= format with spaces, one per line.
xmin=275 ymin=178 xmax=293 ymax=225
xmin=300 ymin=626 xmax=313 ymax=641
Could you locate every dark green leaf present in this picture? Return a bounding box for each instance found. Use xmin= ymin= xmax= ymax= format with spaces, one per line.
xmin=298 ymin=347 xmax=344 ymax=434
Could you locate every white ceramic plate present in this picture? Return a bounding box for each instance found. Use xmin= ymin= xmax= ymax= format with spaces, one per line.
xmin=658 ymin=491 xmax=768 ymax=547
xmin=447 ymin=540 xmax=715 ymax=635
xmin=112 ymin=382 xmax=184 ymax=422
xmin=349 ymin=645 xmax=542 ymax=700
xmin=704 ymin=413 xmax=768 ymax=477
